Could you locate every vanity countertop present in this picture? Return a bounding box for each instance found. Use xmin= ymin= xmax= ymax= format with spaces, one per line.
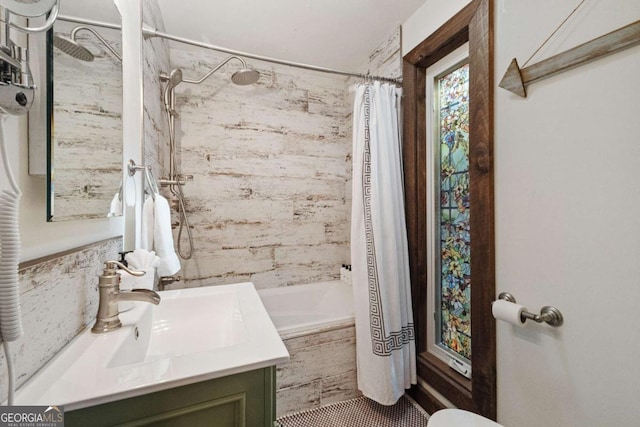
xmin=15 ymin=282 xmax=289 ymax=411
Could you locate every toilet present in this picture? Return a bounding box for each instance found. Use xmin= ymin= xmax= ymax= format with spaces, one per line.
xmin=429 ymin=409 xmax=504 ymax=426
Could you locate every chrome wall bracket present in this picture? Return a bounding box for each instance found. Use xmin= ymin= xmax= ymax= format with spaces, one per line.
xmin=128 ymin=159 xmax=160 ymax=199
xmin=158 ymin=175 xmax=193 ymax=187
xmin=498 ymin=292 xmax=564 ymax=327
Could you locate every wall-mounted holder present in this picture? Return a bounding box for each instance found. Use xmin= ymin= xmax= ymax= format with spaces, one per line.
xmin=498 ymin=292 xmax=564 ymax=327
xmin=128 ymin=159 xmax=160 ymax=200
xmin=158 ymin=175 xmax=193 ymax=187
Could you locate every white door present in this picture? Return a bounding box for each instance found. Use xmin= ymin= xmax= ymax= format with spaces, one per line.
xmin=495 ymin=1 xmax=640 ymax=426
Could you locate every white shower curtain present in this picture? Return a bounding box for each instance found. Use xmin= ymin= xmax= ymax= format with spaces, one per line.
xmin=351 ymin=81 xmax=416 ymax=405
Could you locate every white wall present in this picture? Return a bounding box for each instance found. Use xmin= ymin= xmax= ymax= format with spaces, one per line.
xmin=115 ymin=0 xmax=144 ymax=250
xmin=494 ymin=1 xmax=640 ymax=425
xmin=404 ymin=0 xmax=640 ymax=426
xmin=402 ymin=0 xmax=471 ymax=55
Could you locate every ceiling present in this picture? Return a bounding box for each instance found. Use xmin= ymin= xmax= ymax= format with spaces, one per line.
xmin=63 ymin=0 xmax=426 ymax=72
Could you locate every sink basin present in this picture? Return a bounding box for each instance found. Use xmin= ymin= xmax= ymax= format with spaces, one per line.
xmin=108 ymin=288 xmax=247 ymax=367
xmin=16 ymin=282 xmax=289 ymax=410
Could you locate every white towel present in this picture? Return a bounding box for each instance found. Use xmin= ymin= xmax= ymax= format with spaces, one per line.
xmin=125 ymin=248 xmax=160 ymax=271
xmin=119 ymin=267 xmax=156 ymax=291
xmin=140 ymin=195 xmax=155 ymax=250
xmin=153 ymin=194 xmax=181 ymax=276
xmin=107 ymin=192 xmax=122 ymax=217
xmin=118 ymin=267 xmax=157 ymax=312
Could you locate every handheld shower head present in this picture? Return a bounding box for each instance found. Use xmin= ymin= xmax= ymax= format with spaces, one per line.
xmin=231 ymin=68 xmax=260 ymax=86
xmin=166 ymin=68 xmax=183 ymax=90
xmin=162 ymin=68 xmax=183 ymax=113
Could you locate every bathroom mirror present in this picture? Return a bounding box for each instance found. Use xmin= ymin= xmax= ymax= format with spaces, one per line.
xmin=41 ymin=2 xmax=123 ymax=222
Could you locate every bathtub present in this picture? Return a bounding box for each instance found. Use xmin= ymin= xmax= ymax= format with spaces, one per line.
xmin=258 ymin=280 xmax=360 ymax=417
xmin=258 ymin=280 xmax=355 ymax=338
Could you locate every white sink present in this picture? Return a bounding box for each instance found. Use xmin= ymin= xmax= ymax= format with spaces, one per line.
xmin=16 ymin=282 xmax=289 ymax=411
xmin=108 ymin=288 xmax=248 ymax=367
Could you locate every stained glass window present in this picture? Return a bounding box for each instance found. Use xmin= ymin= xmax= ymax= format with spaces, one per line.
xmin=437 ymin=63 xmax=471 ymax=360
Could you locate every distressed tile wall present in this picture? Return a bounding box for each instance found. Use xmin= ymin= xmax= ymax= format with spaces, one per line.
xmin=142 ymin=2 xmax=400 ymax=291
xmin=344 ymin=26 xmax=402 ymax=238
xmin=142 ymin=0 xmax=171 ymax=180
xmin=361 ymin=27 xmax=402 ymax=80
xmin=161 ymin=48 xmax=352 ymax=289
xmin=276 ymin=325 xmax=358 ymax=417
xmin=274 ymin=29 xmax=402 ymax=417
xmin=0 ymin=238 xmax=121 ymax=402
xmin=52 ymin=21 xmax=123 ymax=221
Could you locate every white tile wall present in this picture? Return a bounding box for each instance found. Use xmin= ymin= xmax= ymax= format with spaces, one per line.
xmin=157 ymin=48 xmax=353 ymax=290
xmin=142 ymin=2 xmax=400 ymax=292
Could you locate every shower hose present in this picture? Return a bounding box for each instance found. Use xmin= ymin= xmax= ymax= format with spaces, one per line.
xmin=0 ymin=116 xmax=23 ymax=405
xmin=174 ymin=180 xmax=193 ymax=259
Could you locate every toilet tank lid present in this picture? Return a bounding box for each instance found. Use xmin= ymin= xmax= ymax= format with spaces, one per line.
xmin=429 ymin=409 xmax=504 ymax=427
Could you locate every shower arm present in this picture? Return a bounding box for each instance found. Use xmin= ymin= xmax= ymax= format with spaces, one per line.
xmin=70 ymin=26 xmax=122 ymax=62
xmin=181 ymin=55 xmax=247 ymax=85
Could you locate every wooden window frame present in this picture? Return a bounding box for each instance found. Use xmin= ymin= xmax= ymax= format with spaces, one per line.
xmin=403 ymin=0 xmax=496 ymax=419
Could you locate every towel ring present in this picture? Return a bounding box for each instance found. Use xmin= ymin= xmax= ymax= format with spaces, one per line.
xmin=128 ymin=159 xmax=160 ymax=200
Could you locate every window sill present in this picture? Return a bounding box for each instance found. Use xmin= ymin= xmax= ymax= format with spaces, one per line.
xmin=417 ymin=351 xmax=472 ymax=409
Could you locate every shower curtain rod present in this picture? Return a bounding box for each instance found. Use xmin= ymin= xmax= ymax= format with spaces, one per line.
xmin=58 ymin=14 xmax=402 ymax=84
xmin=58 ymin=15 xmax=121 ymax=31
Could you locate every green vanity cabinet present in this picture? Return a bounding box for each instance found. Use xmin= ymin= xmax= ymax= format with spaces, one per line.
xmin=66 ymin=366 xmax=277 ymax=427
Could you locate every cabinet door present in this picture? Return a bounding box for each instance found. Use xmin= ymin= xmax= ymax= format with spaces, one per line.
xmin=66 ymin=367 xmax=276 ymax=427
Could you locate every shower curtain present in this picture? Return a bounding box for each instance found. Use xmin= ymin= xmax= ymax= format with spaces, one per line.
xmin=351 ymin=81 xmax=416 ymax=405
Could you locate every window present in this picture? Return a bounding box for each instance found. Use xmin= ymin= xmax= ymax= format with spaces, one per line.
xmin=402 ymin=0 xmax=495 ymax=417
xmin=426 ymin=45 xmax=471 ymax=370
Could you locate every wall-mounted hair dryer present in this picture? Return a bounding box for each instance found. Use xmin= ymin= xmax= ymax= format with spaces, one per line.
xmin=0 ymin=0 xmax=60 ymax=407
xmin=0 ymin=0 xmax=60 ymax=115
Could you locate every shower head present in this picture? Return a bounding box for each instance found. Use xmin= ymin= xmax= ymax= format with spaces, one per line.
xmin=231 ymin=68 xmax=260 ymax=86
xmin=182 ymin=55 xmax=260 ymax=86
xmin=53 ymin=35 xmax=94 ymax=61
xmin=162 ymin=68 xmax=184 ymax=112
xmin=166 ymin=68 xmax=183 ymax=90
xmin=53 ymin=26 xmax=122 ymax=62
xmin=160 ymin=57 xmax=259 ymax=116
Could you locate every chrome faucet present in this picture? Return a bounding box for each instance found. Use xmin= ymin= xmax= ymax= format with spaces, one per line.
xmin=158 ymin=275 xmax=181 ymax=291
xmin=91 ymin=260 xmax=161 ymax=334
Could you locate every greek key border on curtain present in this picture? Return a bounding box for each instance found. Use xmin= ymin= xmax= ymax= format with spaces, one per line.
xmin=362 ymin=85 xmax=415 ymax=357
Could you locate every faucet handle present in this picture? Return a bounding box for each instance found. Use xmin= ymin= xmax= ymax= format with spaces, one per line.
xmin=104 ymin=260 xmax=146 ymax=277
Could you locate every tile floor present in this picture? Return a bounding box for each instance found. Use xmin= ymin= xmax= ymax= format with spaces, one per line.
xmin=277 ymin=395 xmax=430 ymax=427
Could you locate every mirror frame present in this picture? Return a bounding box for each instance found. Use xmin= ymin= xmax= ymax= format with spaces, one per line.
xmin=39 ymin=19 xmax=124 ymax=222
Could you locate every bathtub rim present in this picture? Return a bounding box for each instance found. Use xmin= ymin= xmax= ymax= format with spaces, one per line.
xmin=257 ymin=280 xmax=355 ymax=340
xmin=279 ymin=317 xmax=355 ymax=340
